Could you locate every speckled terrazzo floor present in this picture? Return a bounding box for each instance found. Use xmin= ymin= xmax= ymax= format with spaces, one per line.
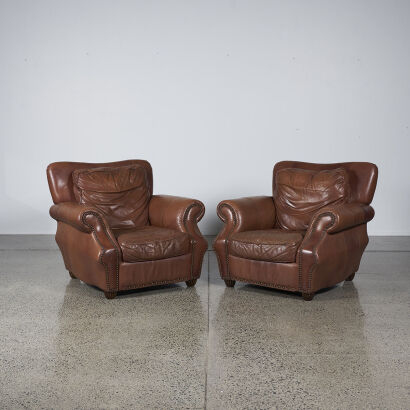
xmin=0 ymin=236 xmax=409 ymax=409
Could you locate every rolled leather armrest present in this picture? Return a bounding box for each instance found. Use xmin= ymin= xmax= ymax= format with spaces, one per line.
xmin=213 ymin=196 xmax=275 ymax=279
xmin=149 ymin=195 xmax=207 ymax=277
xmin=216 ymin=196 xmax=276 ymax=233
xmin=49 ymin=202 xmax=118 ymax=251
xmin=309 ymin=203 xmax=375 ymax=234
xmin=149 ymin=195 xmax=205 ymax=232
xmin=298 ymin=202 xmax=374 ymax=293
xmin=50 ymin=202 xmax=97 ymax=232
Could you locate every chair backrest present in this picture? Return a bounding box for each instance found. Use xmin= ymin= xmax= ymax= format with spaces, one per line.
xmin=273 ymin=161 xmax=378 ymax=205
xmin=47 ymin=159 xmax=153 ymax=204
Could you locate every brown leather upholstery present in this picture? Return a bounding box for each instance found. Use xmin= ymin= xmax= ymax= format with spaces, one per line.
xmin=73 ymin=164 xmax=151 ymax=229
xmin=213 ymin=196 xmax=275 ymax=278
xmin=273 ymin=167 xmax=349 ymax=230
xmin=47 ymin=160 xmax=153 ymax=204
xmin=228 ymin=255 xmax=299 ymax=291
xmin=47 ymin=160 xmax=207 ymax=299
xmin=115 ymin=226 xmax=191 ymax=262
xmin=273 ymin=161 xmax=377 ymax=205
xmin=148 ymin=195 xmax=208 ymax=280
xmin=229 ymin=229 xmax=304 ymax=262
xmin=214 ymin=161 xmax=378 ymax=300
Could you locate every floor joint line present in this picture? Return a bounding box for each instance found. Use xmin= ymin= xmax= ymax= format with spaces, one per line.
xmin=203 ymin=250 xmax=211 ymax=409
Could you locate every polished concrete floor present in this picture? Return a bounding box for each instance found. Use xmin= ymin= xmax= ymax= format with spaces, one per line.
xmin=0 ymin=236 xmax=409 ymax=409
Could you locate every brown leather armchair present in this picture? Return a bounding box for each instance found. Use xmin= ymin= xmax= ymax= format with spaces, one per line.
xmin=214 ymin=161 xmax=378 ymax=300
xmin=47 ymin=160 xmax=207 ymax=299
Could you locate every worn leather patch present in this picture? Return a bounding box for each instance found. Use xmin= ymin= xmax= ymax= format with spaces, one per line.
xmin=115 ymin=226 xmax=191 ymax=262
xmin=229 ymin=229 xmax=304 ymax=262
xmin=273 ymin=167 xmax=350 ymax=230
xmin=72 ymin=164 xmax=150 ymax=229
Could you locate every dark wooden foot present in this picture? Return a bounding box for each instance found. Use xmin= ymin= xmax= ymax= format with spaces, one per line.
xmin=302 ymin=292 xmax=314 ymax=301
xmin=68 ymin=271 xmax=76 ymax=279
xmin=104 ymin=291 xmax=117 ymax=300
xmin=186 ymin=279 xmax=197 ymax=287
xmin=224 ymin=279 xmax=236 ymax=288
xmin=345 ymin=272 xmax=356 ymax=281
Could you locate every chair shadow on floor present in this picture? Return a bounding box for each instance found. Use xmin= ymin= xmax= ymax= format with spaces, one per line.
xmin=239 ymin=282 xmax=342 ymax=300
xmin=67 ymin=275 xmax=193 ymax=299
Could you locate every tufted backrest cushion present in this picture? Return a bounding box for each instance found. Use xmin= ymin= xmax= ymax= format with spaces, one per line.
xmin=273 ymin=167 xmax=350 ymax=231
xmin=72 ymin=164 xmax=151 ymax=229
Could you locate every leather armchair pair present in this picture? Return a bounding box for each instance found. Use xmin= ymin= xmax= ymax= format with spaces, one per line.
xmin=48 ymin=160 xmax=377 ymax=301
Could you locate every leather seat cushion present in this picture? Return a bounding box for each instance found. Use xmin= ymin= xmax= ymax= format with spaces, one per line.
xmin=229 ymin=229 xmax=304 ymax=263
xmin=115 ymin=226 xmax=191 ymax=262
xmin=72 ymin=164 xmax=151 ymax=229
xmin=273 ymin=167 xmax=350 ymax=230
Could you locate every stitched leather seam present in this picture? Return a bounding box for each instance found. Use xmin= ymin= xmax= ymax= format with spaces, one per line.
xmin=81 ymin=211 xmax=120 ymax=292
xmin=298 ymin=212 xmax=336 ymax=292
xmin=54 ymin=217 xmax=89 ymax=233
xmin=183 ymin=202 xmax=204 ymax=277
xmin=120 ymin=238 xmax=189 ymax=249
xmin=230 ymin=239 xmax=300 ymax=245
xmin=229 ymin=252 xmax=296 ymax=263
xmin=217 ymin=203 xmax=237 ymax=278
xmin=190 ymin=240 xmax=196 ymax=279
xmin=122 ymin=249 xmax=190 ymax=262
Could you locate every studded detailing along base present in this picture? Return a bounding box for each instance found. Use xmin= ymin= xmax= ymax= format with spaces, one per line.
xmin=213 ymin=161 xmax=378 ymax=300
xmin=47 ymin=160 xmax=207 ymax=299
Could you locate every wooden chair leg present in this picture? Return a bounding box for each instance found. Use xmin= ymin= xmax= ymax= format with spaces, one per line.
xmin=68 ymin=271 xmax=76 ymax=279
xmin=224 ymin=279 xmax=236 ymax=288
xmin=104 ymin=291 xmax=117 ymax=300
xmin=345 ymin=272 xmax=356 ymax=281
xmin=302 ymin=292 xmax=314 ymax=301
xmin=186 ymin=279 xmax=197 ymax=287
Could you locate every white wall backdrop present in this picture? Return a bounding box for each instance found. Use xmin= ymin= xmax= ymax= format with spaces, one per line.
xmin=1 ymin=0 xmax=409 ymax=235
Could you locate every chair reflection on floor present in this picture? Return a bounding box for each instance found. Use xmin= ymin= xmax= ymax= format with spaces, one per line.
xmin=207 ymin=281 xmax=373 ymax=408
xmin=52 ymin=280 xmax=206 ymax=408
